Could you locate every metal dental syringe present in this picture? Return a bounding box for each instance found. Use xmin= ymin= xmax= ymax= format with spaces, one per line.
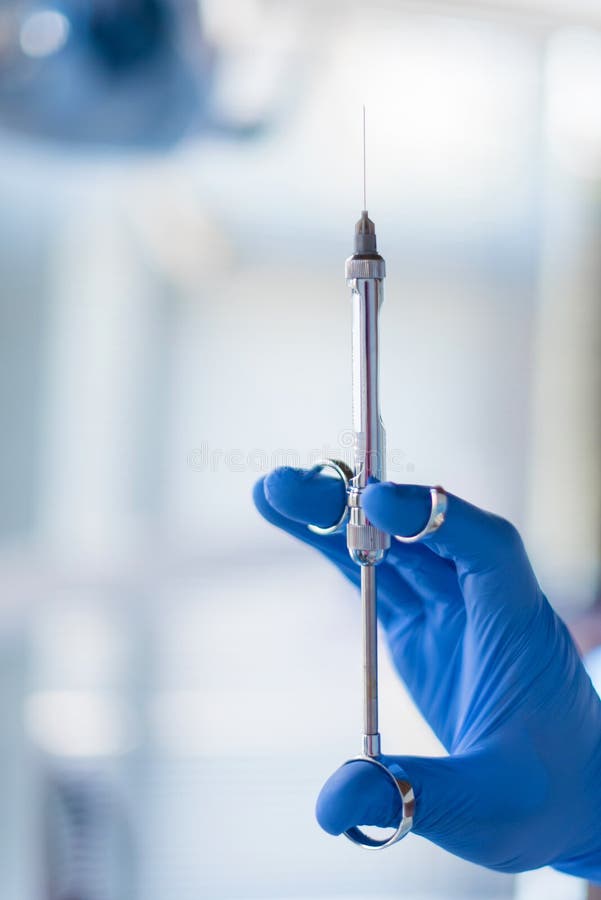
xmin=307 ymin=206 xmax=415 ymax=850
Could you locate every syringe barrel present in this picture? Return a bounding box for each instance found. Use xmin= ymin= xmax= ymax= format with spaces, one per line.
xmin=345 ymin=255 xmax=391 ymax=567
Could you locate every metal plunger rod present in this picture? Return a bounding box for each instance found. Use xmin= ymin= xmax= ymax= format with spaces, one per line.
xmin=362 ymin=566 xmax=380 ymax=756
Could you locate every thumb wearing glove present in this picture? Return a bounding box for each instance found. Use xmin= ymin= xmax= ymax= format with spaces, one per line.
xmin=315 ymin=741 xmax=550 ymax=873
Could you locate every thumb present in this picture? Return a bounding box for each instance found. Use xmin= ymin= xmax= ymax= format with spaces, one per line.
xmin=315 ymin=759 xmax=402 ymax=835
xmin=315 ymin=754 xmax=475 ymax=841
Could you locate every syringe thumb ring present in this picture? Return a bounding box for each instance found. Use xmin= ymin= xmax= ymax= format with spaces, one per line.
xmin=341 ymin=756 xmax=415 ymax=850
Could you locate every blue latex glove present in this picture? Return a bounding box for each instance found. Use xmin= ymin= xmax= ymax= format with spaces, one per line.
xmin=254 ymin=468 xmax=601 ymax=879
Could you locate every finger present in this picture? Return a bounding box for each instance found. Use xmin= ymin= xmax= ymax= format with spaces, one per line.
xmin=315 ymin=754 xmax=476 ymax=843
xmin=264 ymin=466 xmax=346 ymax=530
xmin=253 ymin=475 xmax=354 ymax=574
xmin=362 ymin=483 xmax=540 ymax=619
xmin=317 ymin=750 xmax=543 ymax=871
xmin=363 ymin=482 xmax=522 ymax=573
xmin=315 ymin=759 xmax=403 ymax=835
xmin=384 ymin=748 xmax=547 ymax=870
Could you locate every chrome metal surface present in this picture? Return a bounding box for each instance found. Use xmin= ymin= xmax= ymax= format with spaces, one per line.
xmin=306 ymin=459 xmax=353 ymax=535
xmin=362 ymin=565 xmax=379 ymax=749
xmin=342 ymin=756 xmax=415 ymax=849
xmin=345 ymin=257 xmax=386 ymax=280
xmin=346 ymin=524 xmax=390 ymax=553
xmin=309 ymin=208 xmax=415 ymax=850
xmin=343 ymin=213 xmax=412 ymax=850
xmin=394 ymin=485 xmax=448 ymax=543
xmin=346 ymin=268 xmax=390 ymax=567
xmin=363 ymin=733 xmax=381 ymax=757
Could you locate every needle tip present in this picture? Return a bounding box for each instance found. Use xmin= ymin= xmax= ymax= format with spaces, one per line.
xmin=362 ymin=105 xmax=367 ymax=212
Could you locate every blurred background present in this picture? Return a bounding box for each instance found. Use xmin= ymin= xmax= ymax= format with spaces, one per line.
xmin=1 ymin=0 xmax=600 ymax=898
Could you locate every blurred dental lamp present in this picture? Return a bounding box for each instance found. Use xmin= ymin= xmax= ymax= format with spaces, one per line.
xmin=0 ymin=0 xmax=295 ymax=147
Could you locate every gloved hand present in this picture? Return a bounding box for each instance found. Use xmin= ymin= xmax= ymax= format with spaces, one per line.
xmin=254 ymin=468 xmax=601 ymax=879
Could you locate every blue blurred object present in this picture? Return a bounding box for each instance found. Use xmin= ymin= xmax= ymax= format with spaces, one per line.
xmin=85 ymin=0 xmax=169 ymax=72
xmin=0 ymin=0 xmax=271 ymax=146
xmin=255 ymin=469 xmax=601 ymax=880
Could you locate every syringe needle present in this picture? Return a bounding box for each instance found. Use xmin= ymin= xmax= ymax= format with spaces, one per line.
xmin=362 ymin=104 xmax=367 ymax=212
